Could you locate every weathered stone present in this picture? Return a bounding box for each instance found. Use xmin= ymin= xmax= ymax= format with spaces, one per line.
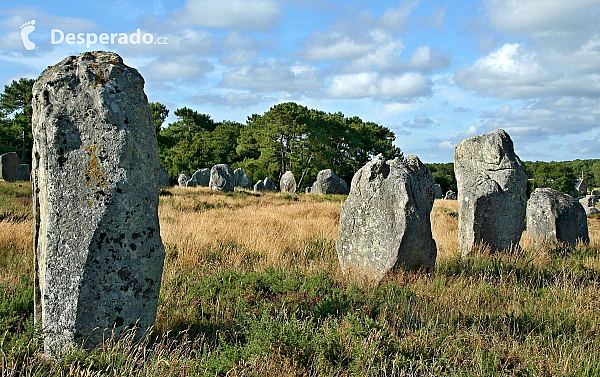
xmin=591 ymin=188 xmax=599 ymax=202
xmin=178 ymin=173 xmax=190 ymax=187
xmin=584 ymin=206 xmax=599 ymax=216
xmin=526 ymin=188 xmax=589 ymax=247
xmin=455 ymin=129 xmax=527 ymax=255
xmin=433 ymin=184 xmax=443 ymax=199
xmin=336 ymin=155 xmax=437 ymax=283
xmin=280 ymin=171 xmax=297 ymax=193
xmin=239 ymin=174 xmax=252 ymax=189
xmin=305 ymin=187 xmax=311 ymax=193
xmin=189 ymin=168 xmax=209 ymax=187
xmin=254 ymin=180 xmax=265 ymax=192
xmin=157 ymin=165 xmax=169 ymax=188
xmin=311 ymin=169 xmax=349 ymax=195
xmin=209 ymin=164 xmax=234 ymax=192
xmin=0 ymin=152 xmax=20 ymax=182
xmin=444 ymin=190 xmax=457 ymax=200
xmin=186 ymin=178 xmax=197 ymax=187
xmin=234 ymin=168 xmax=244 ymax=187
xmin=264 ymin=177 xmax=277 ymax=191
xmin=580 ymin=195 xmax=597 ymax=208
xmin=32 ymin=51 xmax=165 ymax=356
xmin=15 ymin=164 xmax=30 ymax=181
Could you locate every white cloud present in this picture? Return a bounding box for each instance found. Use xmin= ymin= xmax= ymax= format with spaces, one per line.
xmin=570 ymin=133 xmax=600 ymax=156
xmin=405 ymin=46 xmax=450 ymax=72
xmin=326 ymin=72 xmax=432 ymax=99
xmin=221 ymin=60 xmax=320 ymax=92
xmin=167 ymin=0 xmax=281 ymax=31
xmin=455 ymin=43 xmax=600 ymax=98
xmin=302 ymin=31 xmax=387 ymax=61
xmin=189 ymin=91 xmax=270 ymax=107
xmin=382 ymin=0 xmax=420 ymax=31
xmin=142 ymin=56 xmax=214 ymax=81
xmin=401 ymin=114 xmax=435 ymax=128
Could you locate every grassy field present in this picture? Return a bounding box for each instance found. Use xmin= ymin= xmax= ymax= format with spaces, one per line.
xmin=1 ymin=181 xmax=599 ymax=376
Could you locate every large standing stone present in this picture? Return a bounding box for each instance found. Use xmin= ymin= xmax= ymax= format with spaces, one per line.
xmin=444 ymin=190 xmax=457 ymax=200
xmin=455 ymin=129 xmax=527 ymax=255
xmin=157 ymin=165 xmax=169 ymax=188
xmin=31 ymin=51 xmax=165 ymax=356
xmin=15 ymin=164 xmax=30 ymax=181
xmin=0 ymin=152 xmax=20 ymax=182
xmin=526 ymin=188 xmax=589 ymax=247
xmin=178 ymin=173 xmax=190 ymax=187
xmin=336 ymin=155 xmax=437 ymax=283
xmin=433 ymin=184 xmax=443 ymax=199
xmin=209 ymin=164 xmax=234 ymax=192
xmin=280 ymin=171 xmax=297 ymax=194
xmin=264 ymin=177 xmax=277 ymax=191
xmin=311 ymin=169 xmax=349 ymax=195
xmin=591 ymin=188 xmax=599 ymax=202
xmin=254 ymin=180 xmax=265 ymax=192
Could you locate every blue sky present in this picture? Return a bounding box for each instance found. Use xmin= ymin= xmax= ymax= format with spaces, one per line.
xmin=1 ymin=0 xmax=600 ymax=162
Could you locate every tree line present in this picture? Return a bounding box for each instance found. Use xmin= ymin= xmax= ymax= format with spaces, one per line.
xmin=1 ymin=78 xmax=598 ymax=194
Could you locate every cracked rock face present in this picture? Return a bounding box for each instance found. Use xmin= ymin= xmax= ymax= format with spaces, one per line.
xmin=336 ymin=155 xmax=437 ymax=283
xmin=455 ymin=129 xmax=527 ymax=255
xmin=527 ymin=188 xmax=588 ymax=247
xmin=209 ymin=164 xmax=234 ymax=192
xmin=280 ymin=171 xmax=296 ymax=194
xmin=311 ymin=169 xmax=349 ymax=195
xmin=32 ymin=51 xmax=165 ymax=356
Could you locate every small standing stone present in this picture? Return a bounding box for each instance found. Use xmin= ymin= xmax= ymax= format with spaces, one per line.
xmin=264 ymin=177 xmax=277 ymax=191
xmin=239 ymin=174 xmax=252 ymax=189
xmin=311 ymin=169 xmax=349 ymax=194
xmin=32 ymin=51 xmax=165 ymax=355
xmin=580 ymin=195 xmax=597 ymax=208
xmin=15 ymin=164 xmax=30 ymax=181
xmin=336 ymin=155 xmax=437 ymax=283
xmin=526 ymin=188 xmax=589 ymax=247
xmin=591 ymin=188 xmax=599 ymax=202
xmin=209 ymin=164 xmax=234 ymax=192
xmin=0 ymin=152 xmax=20 ymax=182
xmin=454 ymin=129 xmax=527 ymax=255
xmin=254 ymin=180 xmax=265 ymax=192
xmin=158 ymin=165 xmax=170 ymax=188
xmin=190 ymin=168 xmax=210 ymax=187
xmin=234 ymin=168 xmax=244 ymax=187
xmin=280 ymin=171 xmax=297 ymax=193
xmin=178 ymin=173 xmax=190 ymax=187
xmin=444 ymin=190 xmax=457 ymax=200
xmin=433 ymin=184 xmax=443 ymax=199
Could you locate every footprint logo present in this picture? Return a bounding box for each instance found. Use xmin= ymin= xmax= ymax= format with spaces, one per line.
xmin=20 ymin=20 xmax=36 ymax=51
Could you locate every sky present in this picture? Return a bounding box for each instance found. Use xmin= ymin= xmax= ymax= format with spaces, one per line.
xmin=1 ymin=0 xmax=600 ymax=163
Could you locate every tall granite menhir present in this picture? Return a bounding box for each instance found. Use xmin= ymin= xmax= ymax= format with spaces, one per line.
xmin=336 ymin=155 xmax=437 ymax=283
xmin=32 ymin=51 xmax=165 ymax=356
xmin=454 ymin=129 xmax=527 ymax=255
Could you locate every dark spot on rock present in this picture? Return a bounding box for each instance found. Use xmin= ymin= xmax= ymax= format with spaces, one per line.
xmin=114 ymin=316 xmax=124 ymax=327
xmin=116 ymin=188 xmax=122 ymax=194
xmin=132 ymin=232 xmax=141 ymax=239
xmin=129 ymin=243 xmax=136 ymax=251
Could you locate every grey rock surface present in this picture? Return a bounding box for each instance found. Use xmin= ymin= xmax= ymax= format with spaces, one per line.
xmin=311 ymin=169 xmax=349 ymax=194
xmin=239 ymin=174 xmax=252 ymax=189
xmin=209 ymin=164 xmax=234 ymax=192
xmin=584 ymin=206 xmax=599 ymax=216
xmin=591 ymin=188 xmax=599 ymax=202
xmin=0 ymin=152 xmax=20 ymax=182
xmin=157 ymin=165 xmax=169 ymax=188
xmin=580 ymin=195 xmax=597 ymax=208
xmin=32 ymin=51 xmax=165 ymax=356
xmin=254 ymin=180 xmax=265 ymax=192
xmin=433 ymin=184 xmax=443 ymax=199
xmin=444 ymin=190 xmax=457 ymax=200
xmin=264 ymin=177 xmax=276 ymax=191
xmin=336 ymin=155 xmax=437 ymax=283
xmin=15 ymin=164 xmax=30 ymax=181
xmin=526 ymin=188 xmax=589 ymax=247
xmin=178 ymin=173 xmax=190 ymax=187
xmin=234 ymin=168 xmax=244 ymax=187
xmin=455 ymin=129 xmax=527 ymax=255
xmin=189 ymin=168 xmax=209 ymax=187
xmin=280 ymin=171 xmax=297 ymax=193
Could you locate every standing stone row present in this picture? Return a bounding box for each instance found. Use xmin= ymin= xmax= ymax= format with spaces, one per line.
xmin=32 ymin=51 xmax=165 ymax=356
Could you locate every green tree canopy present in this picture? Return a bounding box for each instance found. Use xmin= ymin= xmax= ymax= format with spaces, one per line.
xmin=0 ymin=78 xmax=34 ymax=161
